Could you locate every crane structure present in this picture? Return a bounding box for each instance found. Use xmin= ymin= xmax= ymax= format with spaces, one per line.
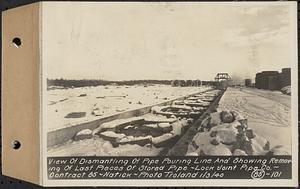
xmin=214 ymin=73 xmax=232 ymax=89
xmin=214 ymin=73 xmax=231 ymax=82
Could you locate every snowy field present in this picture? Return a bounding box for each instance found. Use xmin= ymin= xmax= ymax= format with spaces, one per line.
xmin=46 ymin=85 xmax=211 ymax=131
xmin=218 ymin=87 xmax=291 ymax=153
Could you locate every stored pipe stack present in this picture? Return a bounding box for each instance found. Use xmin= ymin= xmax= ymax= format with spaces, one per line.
xmin=280 ymin=68 xmax=291 ymax=89
xmin=245 ymin=79 xmax=252 ymax=87
xmin=255 ymin=71 xmax=280 ymax=90
xmin=255 ymin=73 xmax=262 ymax=89
xmin=255 ymin=68 xmax=291 ymax=91
xmin=261 ymin=71 xmax=279 ymax=90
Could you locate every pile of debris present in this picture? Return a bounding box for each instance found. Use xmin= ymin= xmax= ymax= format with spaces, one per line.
xmin=73 ymin=115 xmax=190 ymax=148
xmin=186 ymin=110 xmax=289 ymax=156
xmin=151 ymin=105 xmax=202 ymax=119
xmin=71 ymin=89 xmax=222 ymax=150
xmin=151 ymin=90 xmax=221 ymax=119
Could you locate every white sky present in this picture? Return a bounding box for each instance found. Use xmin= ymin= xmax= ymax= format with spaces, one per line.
xmin=42 ymin=2 xmax=296 ymax=81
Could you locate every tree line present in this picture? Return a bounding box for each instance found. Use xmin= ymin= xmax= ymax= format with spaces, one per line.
xmin=47 ymin=78 xmax=172 ymax=89
xmin=47 ymin=78 xmax=217 ymax=90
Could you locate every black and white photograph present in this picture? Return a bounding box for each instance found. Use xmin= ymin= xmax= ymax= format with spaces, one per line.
xmin=44 ymin=2 xmax=296 ymax=158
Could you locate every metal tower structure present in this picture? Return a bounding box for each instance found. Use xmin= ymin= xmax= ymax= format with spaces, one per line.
xmin=214 ymin=73 xmax=231 ymax=82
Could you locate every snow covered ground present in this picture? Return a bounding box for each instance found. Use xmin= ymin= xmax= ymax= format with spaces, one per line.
xmin=47 ymin=86 xmax=292 ymax=156
xmin=218 ymin=87 xmax=291 ymax=153
xmin=46 ymin=85 xmax=211 ymax=131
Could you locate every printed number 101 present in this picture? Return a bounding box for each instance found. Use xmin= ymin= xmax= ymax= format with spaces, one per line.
xmin=270 ymin=171 xmax=282 ymax=178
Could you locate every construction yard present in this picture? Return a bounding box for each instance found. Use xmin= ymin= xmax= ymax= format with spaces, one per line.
xmin=47 ymin=86 xmax=222 ymax=156
xmin=47 ymin=84 xmax=291 ymax=157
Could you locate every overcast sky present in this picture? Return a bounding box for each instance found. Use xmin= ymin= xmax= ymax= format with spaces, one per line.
xmin=42 ymin=2 xmax=296 ymax=81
